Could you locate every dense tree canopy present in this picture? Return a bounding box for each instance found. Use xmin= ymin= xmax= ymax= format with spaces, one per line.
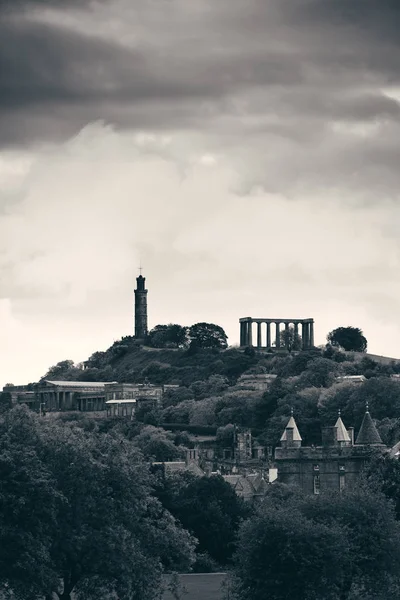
xmin=0 ymin=407 xmax=195 ymax=600
xmin=41 ymin=359 xmax=82 ymax=381
xmin=146 ymin=324 xmax=189 ymax=348
xmin=155 ymin=473 xmax=250 ymax=565
xmin=327 ymin=327 xmax=367 ymax=352
xmin=232 ymin=484 xmax=400 ymax=600
xmin=133 ymin=425 xmax=185 ymax=461
xmin=188 ymin=323 xmax=228 ymax=350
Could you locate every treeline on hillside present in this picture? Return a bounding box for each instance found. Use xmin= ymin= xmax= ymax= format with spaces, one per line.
xmin=40 ymin=342 xmax=257 ymax=387
xmin=140 ymin=349 xmax=400 ymax=448
xmin=36 ymin=323 xmax=369 ymax=388
xmin=15 ymin=321 xmax=400 ymax=449
xmin=34 ymin=344 xmax=400 ymax=451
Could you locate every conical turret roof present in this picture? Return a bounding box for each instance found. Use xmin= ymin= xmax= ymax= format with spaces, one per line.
xmin=335 ymin=415 xmax=351 ymax=442
xmin=280 ymin=415 xmax=302 ymax=442
xmin=355 ymin=409 xmax=383 ymax=445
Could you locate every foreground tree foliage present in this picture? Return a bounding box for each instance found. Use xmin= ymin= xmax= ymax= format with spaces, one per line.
xmin=364 ymin=452 xmax=400 ymax=520
xmin=0 ymin=407 xmax=195 ymax=600
xmin=155 ymin=472 xmax=250 ymax=565
xmin=231 ymin=483 xmax=400 ymax=600
xmin=327 ymin=326 xmax=367 ymax=352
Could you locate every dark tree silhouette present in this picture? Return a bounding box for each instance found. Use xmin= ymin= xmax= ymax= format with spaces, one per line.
xmin=327 ymin=327 xmax=367 ymax=352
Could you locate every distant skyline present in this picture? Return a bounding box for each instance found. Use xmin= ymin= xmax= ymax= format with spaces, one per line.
xmin=1 ymin=1 xmax=400 ymax=387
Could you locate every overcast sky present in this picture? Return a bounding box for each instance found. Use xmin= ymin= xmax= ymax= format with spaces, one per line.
xmin=1 ymin=0 xmax=400 ymax=387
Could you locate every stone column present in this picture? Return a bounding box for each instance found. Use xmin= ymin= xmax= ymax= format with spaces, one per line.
xmin=247 ymin=319 xmax=253 ymax=346
xmin=257 ymin=322 xmax=262 ymax=348
xmin=240 ymin=321 xmax=246 ymax=346
xmin=301 ymin=322 xmax=307 ymax=349
xmin=310 ymin=320 xmax=314 ymax=347
xmin=304 ymin=322 xmax=310 ymax=349
xmin=284 ymin=322 xmax=290 ymax=350
xmin=275 ymin=322 xmax=280 ymax=348
xmin=266 ymin=322 xmax=271 ymax=348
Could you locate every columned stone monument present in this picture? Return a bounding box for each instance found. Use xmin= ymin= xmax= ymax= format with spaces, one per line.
xmin=239 ymin=317 xmax=314 ymax=350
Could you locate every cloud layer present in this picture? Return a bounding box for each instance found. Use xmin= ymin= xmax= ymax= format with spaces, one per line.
xmin=1 ymin=1 xmax=400 ymax=385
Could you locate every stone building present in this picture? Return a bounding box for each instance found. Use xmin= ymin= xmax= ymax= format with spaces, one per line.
xmin=274 ymin=408 xmax=388 ymax=494
xmin=222 ymin=472 xmax=268 ymax=501
xmin=34 ymin=380 xmax=164 ymax=414
xmin=134 ymin=272 xmax=148 ymax=339
xmin=236 ymin=373 xmax=277 ymax=392
xmin=105 ymin=382 xmax=163 ymax=417
xmin=335 ymin=375 xmax=366 ymax=384
xmin=239 ymin=317 xmax=314 ymax=350
xmin=1 ymin=384 xmax=37 ymax=410
xmin=36 ymin=380 xmax=111 ymax=412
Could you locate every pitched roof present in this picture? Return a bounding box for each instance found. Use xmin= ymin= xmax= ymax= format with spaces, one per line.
xmin=44 ymin=380 xmax=111 ymax=388
xmin=355 ymin=410 xmax=383 ymax=445
xmin=389 ymin=441 xmax=400 ymax=459
xmin=280 ymin=416 xmax=302 ymax=442
xmin=335 ymin=416 xmax=351 ymax=442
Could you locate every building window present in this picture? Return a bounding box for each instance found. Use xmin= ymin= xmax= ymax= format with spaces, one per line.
xmin=339 ymin=465 xmax=346 ymax=491
xmin=313 ymin=475 xmax=320 ymax=495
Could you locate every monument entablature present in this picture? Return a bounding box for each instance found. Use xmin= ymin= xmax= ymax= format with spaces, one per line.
xmin=239 ymin=317 xmax=314 ymax=350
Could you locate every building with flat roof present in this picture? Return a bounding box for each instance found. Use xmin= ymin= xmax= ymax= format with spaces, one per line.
xmin=36 ymin=380 xmax=113 ymax=412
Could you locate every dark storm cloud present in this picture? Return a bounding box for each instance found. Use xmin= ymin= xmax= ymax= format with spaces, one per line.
xmin=1 ymin=0 xmax=400 ymax=154
xmin=0 ymin=19 xmax=230 ymax=108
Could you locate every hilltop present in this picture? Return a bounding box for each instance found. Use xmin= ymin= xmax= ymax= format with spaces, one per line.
xmin=35 ymin=336 xmax=400 ymax=449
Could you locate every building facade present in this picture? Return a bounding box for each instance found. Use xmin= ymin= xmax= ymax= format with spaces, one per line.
xmin=34 ymin=380 xmax=165 ymax=414
xmin=274 ymin=409 xmax=387 ymax=494
xmin=105 ymin=382 xmax=163 ymax=417
xmin=36 ymin=380 xmax=110 ymax=412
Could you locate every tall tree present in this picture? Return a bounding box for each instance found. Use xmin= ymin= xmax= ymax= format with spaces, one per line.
xmin=156 ymin=473 xmax=249 ymax=565
xmin=231 ymin=484 xmax=400 ymax=600
xmin=41 ymin=360 xmax=82 ymax=381
xmin=0 ymin=410 xmax=59 ymax=598
xmin=0 ymin=407 xmax=196 ymax=600
xmin=232 ymin=497 xmax=347 ymax=600
xmin=327 ymin=327 xmax=367 ymax=352
xmin=146 ymin=324 xmax=189 ymax=348
xmin=188 ymin=323 xmax=228 ymax=350
xmin=279 ymin=326 xmax=302 ymax=352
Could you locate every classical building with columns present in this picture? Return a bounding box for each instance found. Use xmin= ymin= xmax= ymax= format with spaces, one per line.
xmin=36 ymin=380 xmax=110 ymax=412
xmin=239 ymin=317 xmax=314 ymax=350
xmin=35 ymin=380 xmax=165 ymax=414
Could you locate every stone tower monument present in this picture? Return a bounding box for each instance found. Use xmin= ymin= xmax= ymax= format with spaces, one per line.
xmin=134 ymin=272 xmax=148 ymax=339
